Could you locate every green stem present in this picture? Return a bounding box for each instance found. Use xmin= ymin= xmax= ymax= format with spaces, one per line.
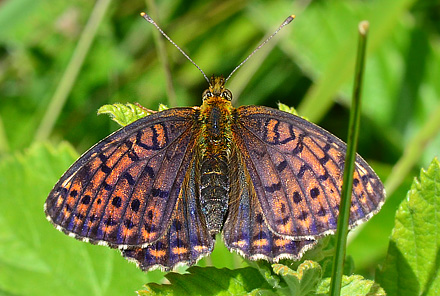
xmin=329 ymin=21 xmax=369 ymax=296
xmin=35 ymin=0 xmax=112 ymax=141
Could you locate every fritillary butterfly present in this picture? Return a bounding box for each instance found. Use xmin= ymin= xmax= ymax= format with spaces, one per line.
xmin=44 ymin=13 xmax=385 ymax=271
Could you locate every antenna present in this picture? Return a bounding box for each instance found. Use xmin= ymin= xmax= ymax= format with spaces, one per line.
xmin=225 ymin=14 xmax=295 ymax=83
xmin=140 ymin=12 xmax=210 ymax=84
xmin=141 ymin=12 xmax=295 ymax=85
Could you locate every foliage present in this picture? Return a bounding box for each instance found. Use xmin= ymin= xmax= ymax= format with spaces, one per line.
xmin=376 ymin=158 xmax=440 ymax=296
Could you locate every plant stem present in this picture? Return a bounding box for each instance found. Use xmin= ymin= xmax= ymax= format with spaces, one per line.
xmin=329 ymin=20 xmax=369 ymax=296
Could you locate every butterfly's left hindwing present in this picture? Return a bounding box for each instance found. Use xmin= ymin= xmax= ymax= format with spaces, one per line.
xmin=45 ymin=108 xmax=199 ymax=248
xmin=232 ymin=106 xmax=385 ymax=240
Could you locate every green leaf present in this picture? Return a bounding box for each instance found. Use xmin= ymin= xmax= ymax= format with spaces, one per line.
xmin=277 ymin=103 xmax=309 ymax=122
xmin=277 ymin=102 xmax=299 ymax=116
xmin=316 ymin=275 xmax=385 ymax=296
xmin=376 ymin=157 xmax=440 ymax=296
xmin=0 ymin=143 xmax=150 ymax=295
xmin=272 ymin=261 xmax=322 ymax=296
xmin=252 ymin=260 xmax=283 ymax=289
xmin=97 ymin=103 xmax=153 ymax=126
xmin=138 ymin=266 xmax=273 ymax=295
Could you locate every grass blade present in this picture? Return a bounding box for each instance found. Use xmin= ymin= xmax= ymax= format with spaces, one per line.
xmin=329 ymin=20 xmax=369 ymax=296
xmin=35 ymin=0 xmax=112 ymax=141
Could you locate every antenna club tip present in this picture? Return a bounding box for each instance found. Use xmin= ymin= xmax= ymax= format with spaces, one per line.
xmin=140 ymin=12 xmax=146 ymax=17
xmin=291 ymin=14 xmax=296 ymax=19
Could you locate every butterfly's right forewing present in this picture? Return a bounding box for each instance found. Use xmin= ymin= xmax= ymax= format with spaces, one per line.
xmin=232 ymin=106 xmax=384 ymax=240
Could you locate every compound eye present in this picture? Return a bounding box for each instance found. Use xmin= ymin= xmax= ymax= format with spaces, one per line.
xmin=222 ymin=89 xmax=233 ymax=101
xmin=202 ymin=90 xmax=212 ymax=100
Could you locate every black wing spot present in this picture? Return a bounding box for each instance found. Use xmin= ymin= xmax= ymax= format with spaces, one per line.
xmin=96 ymin=198 xmax=102 ymax=205
xmin=98 ymin=153 xmax=108 ymax=162
xmin=151 ymin=188 xmax=169 ymax=198
xmin=264 ymin=182 xmax=282 ymax=193
xmin=112 ymin=196 xmax=122 ymax=208
xmin=136 ymin=124 xmax=168 ymax=151
xmin=145 ymin=166 xmax=155 ymax=179
xmin=276 ymin=160 xmax=288 ymax=172
xmin=263 ymin=119 xmax=280 ymax=144
xmin=353 ymin=178 xmax=360 ymax=187
xmin=147 ymin=210 xmax=154 ymax=220
xmin=293 ymin=191 xmax=302 ymax=204
xmin=70 ymin=190 xmax=78 ymax=198
xmin=297 ymin=164 xmax=308 ymax=179
xmin=103 ymin=181 xmax=112 ymax=191
xmin=81 ymin=195 xmax=91 ymax=205
xmin=101 ymin=164 xmax=112 ymax=174
xmin=338 ymin=155 xmax=345 ymax=169
xmin=319 ymin=154 xmax=330 ymax=165
xmin=361 ymin=174 xmax=370 ymax=184
xmin=131 ymin=199 xmax=140 ymax=212
xmin=318 ymin=171 xmax=329 ymax=181
xmin=310 ymin=187 xmax=320 ymax=199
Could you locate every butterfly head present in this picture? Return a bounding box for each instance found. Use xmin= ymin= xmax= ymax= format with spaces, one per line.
xmin=202 ymin=75 xmax=233 ymax=102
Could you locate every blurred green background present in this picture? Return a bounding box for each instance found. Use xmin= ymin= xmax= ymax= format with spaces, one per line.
xmin=1 ymin=0 xmax=440 ymax=294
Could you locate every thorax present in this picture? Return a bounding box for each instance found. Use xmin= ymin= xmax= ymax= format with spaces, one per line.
xmin=198 ymin=96 xmax=234 ymax=157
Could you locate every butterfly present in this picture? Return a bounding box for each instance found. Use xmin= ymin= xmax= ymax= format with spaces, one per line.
xmin=44 ymin=13 xmax=385 ymax=272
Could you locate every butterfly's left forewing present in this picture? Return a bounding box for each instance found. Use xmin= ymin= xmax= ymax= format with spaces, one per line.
xmin=45 ymin=108 xmax=200 ymax=248
xmin=232 ymin=106 xmax=384 ymax=240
